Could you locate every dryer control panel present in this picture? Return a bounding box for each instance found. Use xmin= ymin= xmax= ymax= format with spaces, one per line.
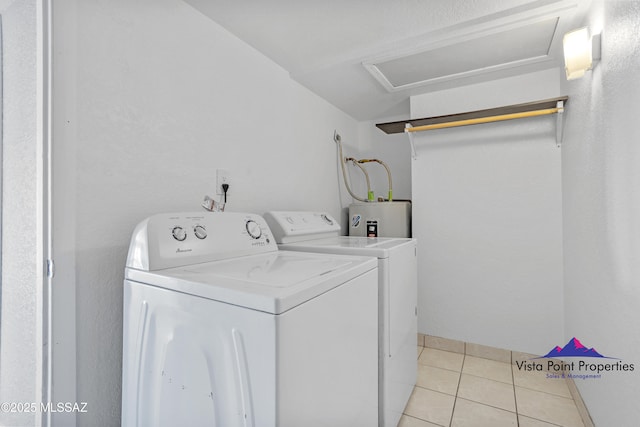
xmin=126 ymin=212 xmax=277 ymax=271
xmin=264 ymin=211 xmax=341 ymax=244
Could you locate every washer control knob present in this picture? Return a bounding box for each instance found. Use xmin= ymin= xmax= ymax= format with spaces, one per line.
xmin=245 ymin=220 xmax=262 ymax=239
xmin=194 ymin=225 xmax=207 ymax=240
xmin=320 ymin=214 xmax=334 ymax=225
xmin=172 ymin=226 xmax=187 ymax=241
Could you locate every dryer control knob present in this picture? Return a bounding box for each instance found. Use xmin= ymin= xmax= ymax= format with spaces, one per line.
xmin=194 ymin=225 xmax=207 ymax=240
xmin=321 ymin=214 xmax=334 ymax=225
xmin=172 ymin=226 xmax=187 ymax=241
xmin=245 ymin=220 xmax=262 ymax=239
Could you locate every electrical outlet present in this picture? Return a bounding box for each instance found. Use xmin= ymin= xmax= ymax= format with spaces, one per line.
xmin=216 ymin=169 xmax=230 ymax=195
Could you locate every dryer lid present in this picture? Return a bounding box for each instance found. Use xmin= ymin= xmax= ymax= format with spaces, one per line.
xmin=280 ymin=236 xmax=415 ymax=258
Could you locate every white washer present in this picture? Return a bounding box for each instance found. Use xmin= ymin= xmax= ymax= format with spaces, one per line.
xmin=122 ymin=212 xmax=378 ymax=427
xmin=264 ymin=211 xmax=417 ymax=427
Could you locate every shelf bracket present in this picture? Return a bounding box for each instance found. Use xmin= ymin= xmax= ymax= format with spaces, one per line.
xmin=555 ymin=100 xmax=565 ymax=147
xmin=405 ymin=123 xmax=417 ymax=159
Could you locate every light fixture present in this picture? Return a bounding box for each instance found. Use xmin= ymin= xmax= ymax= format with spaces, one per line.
xmin=563 ymin=27 xmax=601 ymax=80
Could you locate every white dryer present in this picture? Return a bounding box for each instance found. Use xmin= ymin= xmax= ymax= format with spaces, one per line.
xmin=264 ymin=211 xmax=417 ymax=427
xmin=122 ymin=212 xmax=378 ymax=427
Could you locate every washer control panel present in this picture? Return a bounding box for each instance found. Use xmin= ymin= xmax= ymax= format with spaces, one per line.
xmin=194 ymin=224 xmax=207 ymax=240
xmin=126 ymin=212 xmax=277 ymax=271
xmin=245 ymin=219 xmax=262 ymax=239
xmin=171 ymin=226 xmax=188 ymax=241
xmin=171 ymin=224 xmax=207 ymax=241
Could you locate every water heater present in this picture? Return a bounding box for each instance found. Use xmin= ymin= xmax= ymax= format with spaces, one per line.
xmin=349 ymin=201 xmax=411 ymax=238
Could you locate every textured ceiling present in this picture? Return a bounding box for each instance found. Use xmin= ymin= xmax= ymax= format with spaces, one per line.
xmin=185 ymin=0 xmax=589 ymax=120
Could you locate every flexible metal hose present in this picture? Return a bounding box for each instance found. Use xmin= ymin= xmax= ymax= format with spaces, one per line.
xmin=357 ymin=159 xmax=393 ymax=201
xmin=337 ymin=136 xmax=370 ymax=202
xmin=345 ymin=157 xmax=373 ymax=201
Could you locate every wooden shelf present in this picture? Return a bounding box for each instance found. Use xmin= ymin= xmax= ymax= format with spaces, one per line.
xmin=376 ymin=96 xmax=569 ymax=134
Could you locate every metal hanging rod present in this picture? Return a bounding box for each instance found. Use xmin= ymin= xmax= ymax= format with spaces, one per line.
xmin=376 ymin=96 xmax=568 ymax=134
xmin=376 ymin=96 xmax=568 ymax=159
xmin=404 ymin=106 xmax=562 ymax=133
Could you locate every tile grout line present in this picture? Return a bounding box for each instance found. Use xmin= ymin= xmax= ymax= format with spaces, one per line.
xmin=563 ymin=368 xmax=595 ymax=427
xmin=448 ymin=344 xmax=466 ymax=427
xmin=456 ymin=349 xmax=519 ymax=423
xmin=402 ymin=413 xmax=448 ymax=427
xmin=458 ymin=370 xmax=513 ymax=385
xmin=418 ymin=365 xmax=516 ymax=410
xmin=404 ymin=385 xmax=458 ymax=426
xmin=515 ymin=383 xmax=576 ymax=400
xmin=454 ymin=396 xmax=520 ymax=417
xmin=511 ymin=351 xmax=520 ymax=427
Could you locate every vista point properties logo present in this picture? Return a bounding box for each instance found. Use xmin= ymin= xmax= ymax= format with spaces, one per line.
xmin=515 ymin=337 xmax=634 ymax=380
xmin=542 ymin=337 xmax=606 ymax=358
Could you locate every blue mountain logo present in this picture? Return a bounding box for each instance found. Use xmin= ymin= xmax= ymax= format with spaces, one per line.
xmin=540 ymin=337 xmax=608 ymax=358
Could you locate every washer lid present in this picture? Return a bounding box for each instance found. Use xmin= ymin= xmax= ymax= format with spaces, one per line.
xmin=125 ymin=251 xmax=376 ymax=314
xmin=279 ymin=236 xmax=415 ymax=259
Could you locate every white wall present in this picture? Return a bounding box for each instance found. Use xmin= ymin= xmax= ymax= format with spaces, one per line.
xmin=0 ymin=1 xmax=41 ymax=426
xmin=51 ymin=1 xmax=359 ymax=425
xmin=410 ymin=69 xmax=564 ymax=354
xmin=562 ymin=0 xmax=640 ymax=425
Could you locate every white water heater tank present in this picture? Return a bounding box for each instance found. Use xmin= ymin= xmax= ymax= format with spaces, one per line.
xmin=349 ymin=201 xmax=411 ymax=238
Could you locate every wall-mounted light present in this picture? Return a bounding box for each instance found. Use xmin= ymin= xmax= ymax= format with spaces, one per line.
xmin=563 ymin=27 xmax=601 ymax=80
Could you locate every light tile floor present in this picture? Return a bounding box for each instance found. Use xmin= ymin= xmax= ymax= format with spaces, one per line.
xmin=400 ymin=346 xmax=586 ymax=427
